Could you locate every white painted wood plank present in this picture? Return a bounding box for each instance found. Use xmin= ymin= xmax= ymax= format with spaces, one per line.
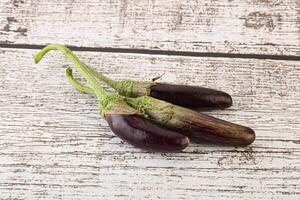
xmin=0 ymin=48 xmax=299 ymax=199
xmin=0 ymin=0 xmax=300 ymax=55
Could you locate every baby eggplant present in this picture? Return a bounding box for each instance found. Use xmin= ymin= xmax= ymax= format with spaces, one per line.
xmin=148 ymin=82 xmax=233 ymax=109
xmin=105 ymin=114 xmax=189 ymax=152
xmin=35 ymin=44 xmax=190 ymax=152
xmin=65 ymin=65 xmax=254 ymax=146
xmin=37 ymin=44 xmax=254 ymax=149
xmin=172 ymin=105 xmax=255 ymax=146
xmin=88 ymin=68 xmax=233 ymax=109
xmin=126 ymin=96 xmax=255 ymax=146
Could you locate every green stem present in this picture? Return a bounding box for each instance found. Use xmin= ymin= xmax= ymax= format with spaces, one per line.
xmin=89 ymin=66 xmax=133 ymax=96
xmin=67 ymin=66 xmax=140 ymax=98
xmin=88 ymin=66 xmax=120 ymax=90
xmin=34 ymin=44 xmax=107 ymax=101
xmin=65 ymin=67 xmax=95 ymax=95
xmin=64 ymin=66 xmax=155 ymax=117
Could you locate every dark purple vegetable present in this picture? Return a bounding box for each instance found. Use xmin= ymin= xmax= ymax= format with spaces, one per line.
xmin=126 ymin=96 xmax=255 ymax=146
xmin=87 ymin=68 xmax=233 ymax=109
xmin=149 ymin=82 xmax=232 ymax=109
xmin=35 ymin=44 xmax=190 ymax=152
xmin=177 ymin=107 xmax=255 ymax=146
xmin=105 ymin=114 xmax=189 ymax=152
xmin=63 ymin=56 xmax=255 ymax=146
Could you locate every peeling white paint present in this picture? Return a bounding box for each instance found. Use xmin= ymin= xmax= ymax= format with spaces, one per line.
xmin=0 ymin=49 xmax=299 ymax=199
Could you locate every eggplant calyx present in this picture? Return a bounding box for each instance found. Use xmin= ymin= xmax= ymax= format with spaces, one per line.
xmin=126 ymin=96 xmax=175 ymax=125
xmin=101 ymin=94 xmax=139 ymax=116
xmin=151 ymin=73 xmax=165 ymax=82
xmin=88 ymin=66 xmax=156 ymax=98
xmin=130 ymin=81 xmax=156 ymax=97
xmin=115 ymin=80 xmax=134 ymax=97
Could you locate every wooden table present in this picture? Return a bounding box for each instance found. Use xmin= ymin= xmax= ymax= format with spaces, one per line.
xmin=0 ymin=1 xmax=299 ymax=199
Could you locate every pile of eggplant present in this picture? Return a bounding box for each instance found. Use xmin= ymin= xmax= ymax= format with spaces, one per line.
xmin=35 ymin=44 xmax=255 ymax=153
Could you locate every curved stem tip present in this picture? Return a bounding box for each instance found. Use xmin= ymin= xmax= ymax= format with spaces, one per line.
xmin=34 ymin=44 xmax=107 ymax=100
xmin=65 ymin=67 xmax=95 ymax=95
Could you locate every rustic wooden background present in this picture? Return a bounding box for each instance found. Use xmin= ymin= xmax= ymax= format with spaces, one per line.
xmin=0 ymin=0 xmax=299 ymax=199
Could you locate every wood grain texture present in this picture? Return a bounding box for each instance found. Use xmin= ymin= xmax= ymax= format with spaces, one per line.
xmin=0 ymin=0 xmax=300 ymax=56
xmin=0 ymin=48 xmax=299 ymax=199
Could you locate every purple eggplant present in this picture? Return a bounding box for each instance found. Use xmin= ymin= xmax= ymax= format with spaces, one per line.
xmin=86 ymin=68 xmax=233 ymax=109
xmin=105 ymin=114 xmax=189 ymax=152
xmin=149 ymin=83 xmax=232 ymax=109
xmin=65 ymin=65 xmax=254 ymax=146
xmin=176 ymin=106 xmax=255 ymax=145
xmin=126 ymin=96 xmax=255 ymax=146
xmin=35 ymin=44 xmax=190 ymax=152
xmin=36 ymin=44 xmax=254 ymax=150
xmin=65 ymin=68 xmax=233 ymax=109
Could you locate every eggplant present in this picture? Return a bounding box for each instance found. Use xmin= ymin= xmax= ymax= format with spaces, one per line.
xmin=65 ymin=63 xmax=254 ymax=146
xmin=49 ymin=46 xmax=233 ymax=110
xmin=172 ymin=106 xmax=255 ymax=146
xmin=36 ymin=44 xmax=255 ymax=149
xmin=148 ymin=82 xmax=232 ymax=109
xmin=87 ymin=68 xmax=233 ymax=109
xmin=126 ymin=96 xmax=255 ymax=146
xmin=105 ymin=114 xmax=189 ymax=152
xmin=35 ymin=44 xmax=189 ymax=152
xmin=65 ymin=68 xmax=233 ymax=109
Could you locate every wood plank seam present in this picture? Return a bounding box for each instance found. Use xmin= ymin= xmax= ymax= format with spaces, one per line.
xmin=1 ymin=43 xmax=300 ymax=61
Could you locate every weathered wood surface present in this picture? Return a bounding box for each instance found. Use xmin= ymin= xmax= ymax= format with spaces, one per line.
xmin=0 ymin=48 xmax=299 ymax=199
xmin=0 ymin=0 xmax=300 ymax=56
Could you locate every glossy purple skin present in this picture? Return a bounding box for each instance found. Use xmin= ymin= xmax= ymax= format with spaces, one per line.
xmin=105 ymin=114 xmax=189 ymax=152
xmin=149 ymin=83 xmax=233 ymax=109
xmin=181 ymin=113 xmax=256 ymax=146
